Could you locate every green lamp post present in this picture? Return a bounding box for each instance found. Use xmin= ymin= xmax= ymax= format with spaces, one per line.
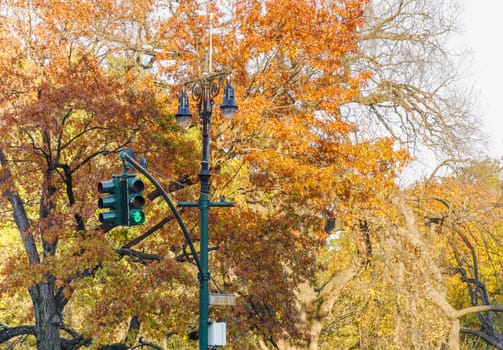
xmin=175 ymin=52 xmax=237 ymax=350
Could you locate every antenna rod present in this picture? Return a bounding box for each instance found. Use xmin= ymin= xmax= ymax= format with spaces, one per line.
xmin=209 ymin=12 xmax=213 ymax=73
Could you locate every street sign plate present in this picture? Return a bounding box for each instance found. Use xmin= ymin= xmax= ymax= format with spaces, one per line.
xmin=209 ymin=293 xmax=236 ymax=306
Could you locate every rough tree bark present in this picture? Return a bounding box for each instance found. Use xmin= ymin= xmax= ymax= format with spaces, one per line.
xmin=1 ymin=149 xmax=63 ymax=349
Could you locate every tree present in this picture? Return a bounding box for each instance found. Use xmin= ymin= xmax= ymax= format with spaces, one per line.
xmin=407 ymin=160 xmax=503 ymax=349
xmin=0 ymin=1 xmax=195 ymax=348
xmin=302 ymin=160 xmax=502 ymax=350
xmin=345 ymin=0 xmax=484 ymax=164
xmin=266 ymin=0 xmax=489 ymax=347
xmin=1 ymin=0 xmax=492 ymax=349
xmin=0 ymin=0 xmax=411 ymax=348
xmin=288 ymin=1 xmax=494 ymax=348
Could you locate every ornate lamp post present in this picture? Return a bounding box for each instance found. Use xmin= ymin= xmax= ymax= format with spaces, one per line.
xmin=175 ymin=52 xmax=237 ymax=350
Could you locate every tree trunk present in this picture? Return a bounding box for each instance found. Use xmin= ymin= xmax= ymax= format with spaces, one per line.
xmin=448 ymin=319 xmax=460 ymax=350
xmin=299 ymin=257 xmax=364 ymax=350
xmin=1 ymin=150 xmax=62 ymax=350
xmin=31 ymin=283 xmax=61 ymax=350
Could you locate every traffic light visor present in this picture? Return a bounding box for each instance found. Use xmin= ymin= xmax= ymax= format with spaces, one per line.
xmin=99 ymin=211 xmax=117 ymax=224
xmin=98 ymin=196 xmax=116 ymax=209
xmin=128 ymin=178 xmax=144 ymax=193
xmin=98 ymin=180 xmax=115 ymax=193
xmin=130 ymin=195 xmax=145 ymax=208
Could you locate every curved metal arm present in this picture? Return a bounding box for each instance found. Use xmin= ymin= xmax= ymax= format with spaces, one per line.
xmin=120 ymin=151 xmax=203 ymax=276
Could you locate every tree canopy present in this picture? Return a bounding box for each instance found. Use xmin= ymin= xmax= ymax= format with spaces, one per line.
xmin=0 ymin=0 xmax=500 ymax=349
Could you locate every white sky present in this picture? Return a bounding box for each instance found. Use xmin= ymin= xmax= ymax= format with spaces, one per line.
xmin=459 ymin=1 xmax=503 ymax=158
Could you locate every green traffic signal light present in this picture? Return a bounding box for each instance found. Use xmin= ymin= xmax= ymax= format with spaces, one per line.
xmin=130 ymin=210 xmax=145 ymax=224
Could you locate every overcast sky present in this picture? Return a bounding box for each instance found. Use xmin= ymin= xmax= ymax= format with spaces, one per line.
xmin=459 ymin=1 xmax=503 ymax=158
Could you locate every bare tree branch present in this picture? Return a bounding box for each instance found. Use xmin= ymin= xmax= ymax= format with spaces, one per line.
xmin=0 ymin=324 xmax=36 ymax=343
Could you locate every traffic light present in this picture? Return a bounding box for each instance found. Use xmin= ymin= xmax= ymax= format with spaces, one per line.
xmin=127 ymin=175 xmax=145 ymax=226
xmin=98 ymin=174 xmax=146 ymax=226
xmin=97 ymin=175 xmax=124 ymax=226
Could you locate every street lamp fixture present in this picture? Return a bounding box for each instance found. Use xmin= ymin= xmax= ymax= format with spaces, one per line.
xmin=175 ymin=90 xmax=192 ymax=129
xmin=175 ymin=72 xmax=237 ymax=128
xmin=220 ymin=80 xmax=238 ymax=121
xmin=175 ymin=51 xmax=237 ymax=350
